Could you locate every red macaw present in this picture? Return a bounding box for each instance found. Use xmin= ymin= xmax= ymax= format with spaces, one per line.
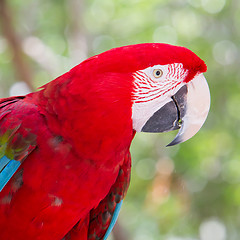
xmin=0 ymin=43 xmax=210 ymax=240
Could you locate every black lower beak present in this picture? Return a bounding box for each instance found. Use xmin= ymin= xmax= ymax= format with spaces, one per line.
xmin=141 ymin=85 xmax=188 ymax=133
xmin=140 ymin=74 xmax=210 ymax=146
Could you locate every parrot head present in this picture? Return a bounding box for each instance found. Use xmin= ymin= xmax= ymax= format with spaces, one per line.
xmin=129 ymin=44 xmax=211 ymax=146
xmin=74 ymin=43 xmax=210 ymax=146
xmin=53 ymin=43 xmax=210 ymax=150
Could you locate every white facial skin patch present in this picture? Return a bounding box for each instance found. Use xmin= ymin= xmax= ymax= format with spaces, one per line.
xmin=132 ymin=63 xmax=188 ymax=132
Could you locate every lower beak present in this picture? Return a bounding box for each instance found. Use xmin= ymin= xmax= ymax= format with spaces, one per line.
xmin=141 ymin=73 xmax=210 ymax=146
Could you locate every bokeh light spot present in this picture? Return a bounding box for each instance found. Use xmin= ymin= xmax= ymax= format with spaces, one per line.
xmin=185 ymin=174 xmax=207 ymax=193
xmin=172 ymin=10 xmax=202 ymax=40
xmin=156 ymin=158 xmax=174 ymax=175
xmin=136 ymin=158 xmax=156 ymax=180
xmin=9 ymin=82 xmax=31 ymax=96
xmin=201 ymin=0 xmax=226 ymax=14
xmin=213 ymin=40 xmax=238 ymax=65
xmin=222 ymin=159 xmax=240 ymax=184
xmin=199 ymin=219 xmax=226 ymax=240
xmin=153 ymin=26 xmax=178 ymax=44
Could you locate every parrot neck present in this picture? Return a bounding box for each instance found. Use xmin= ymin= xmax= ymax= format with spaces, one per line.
xmin=30 ymin=69 xmax=134 ymax=170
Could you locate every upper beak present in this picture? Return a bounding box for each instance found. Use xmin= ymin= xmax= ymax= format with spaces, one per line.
xmin=141 ymin=73 xmax=210 ymax=146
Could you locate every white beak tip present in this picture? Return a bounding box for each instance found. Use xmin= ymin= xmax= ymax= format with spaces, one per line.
xmin=166 ymin=73 xmax=210 ymax=147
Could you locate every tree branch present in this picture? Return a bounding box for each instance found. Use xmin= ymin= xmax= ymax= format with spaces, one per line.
xmin=66 ymin=0 xmax=89 ymax=64
xmin=0 ymin=0 xmax=34 ymax=91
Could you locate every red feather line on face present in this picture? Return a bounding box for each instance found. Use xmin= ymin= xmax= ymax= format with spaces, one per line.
xmin=132 ymin=63 xmax=187 ymax=104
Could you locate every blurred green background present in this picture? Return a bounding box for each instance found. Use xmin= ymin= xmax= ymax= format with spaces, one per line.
xmin=0 ymin=0 xmax=240 ymax=239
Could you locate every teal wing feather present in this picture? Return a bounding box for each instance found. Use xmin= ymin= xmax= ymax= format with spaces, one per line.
xmin=103 ymin=200 xmax=123 ymax=240
xmin=0 ymin=159 xmax=21 ymax=191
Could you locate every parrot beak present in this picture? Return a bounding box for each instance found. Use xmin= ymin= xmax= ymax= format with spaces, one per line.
xmin=141 ymin=73 xmax=210 ymax=146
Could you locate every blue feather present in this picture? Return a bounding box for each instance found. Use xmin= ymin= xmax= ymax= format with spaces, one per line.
xmin=103 ymin=200 xmax=123 ymax=240
xmin=0 ymin=156 xmax=21 ymax=192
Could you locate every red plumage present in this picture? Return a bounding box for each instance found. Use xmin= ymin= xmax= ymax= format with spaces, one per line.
xmin=0 ymin=43 xmax=207 ymax=239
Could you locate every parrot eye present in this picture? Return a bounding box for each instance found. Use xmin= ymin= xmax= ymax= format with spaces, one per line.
xmin=153 ymin=69 xmax=163 ymax=78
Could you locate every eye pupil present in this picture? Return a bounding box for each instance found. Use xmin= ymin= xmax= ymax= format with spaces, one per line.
xmin=153 ymin=69 xmax=163 ymax=78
